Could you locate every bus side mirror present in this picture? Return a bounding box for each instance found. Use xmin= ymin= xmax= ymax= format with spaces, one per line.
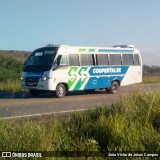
xmin=54 ymin=55 xmax=61 ymax=66
xmin=53 ymin=59 xmax=58 ymax=66
xmin=52 ymin=58 xmax=61 ymax=70
xmin=52 ymin=60 xmax=57 ymax=70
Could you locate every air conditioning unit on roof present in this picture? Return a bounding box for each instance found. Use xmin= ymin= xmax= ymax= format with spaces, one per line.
xmin=113 ymin=45 xmax=135 ymax=48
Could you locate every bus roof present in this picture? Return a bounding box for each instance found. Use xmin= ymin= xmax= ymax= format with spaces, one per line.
xmin=56 ymin=44 xmax=140 ymax=54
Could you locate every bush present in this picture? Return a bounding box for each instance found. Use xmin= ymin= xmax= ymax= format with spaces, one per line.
xmin=0 ymin=54 xmax=23 ymax=82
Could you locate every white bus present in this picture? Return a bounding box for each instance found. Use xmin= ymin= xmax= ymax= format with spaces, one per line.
xmin=21 ymin=45 xmax=142 ymax=98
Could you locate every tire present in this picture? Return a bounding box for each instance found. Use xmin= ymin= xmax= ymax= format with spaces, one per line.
xmin=29 ymin=89 xmax=40 ymax=96
xmin=84 ymin=89 xmax=95 ymax=94
xmin=106 ymin=81 xmax=119 ymax=94
xmin=56 ymin=84 xmax=66 ymax=98
xmin=106 ymin=88 xmax=110 ymax=94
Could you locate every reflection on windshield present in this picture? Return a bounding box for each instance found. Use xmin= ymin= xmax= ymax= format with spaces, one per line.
xmin=23 ymin=47 xmax=57 ymax=72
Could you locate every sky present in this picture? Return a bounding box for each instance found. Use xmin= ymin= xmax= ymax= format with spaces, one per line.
xmin=0 ymin=0 xmax=160 ymax=65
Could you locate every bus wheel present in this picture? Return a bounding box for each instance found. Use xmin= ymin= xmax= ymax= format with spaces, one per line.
xmin=106 ymin=88 xmax=110 ymax=94
xmin=107 ymin=81 xmax=119 ymax=94
xmin=29 ymin=89 xmax=40 ymax=96
xmin=56 ymin=84 xmax=66 ymax=98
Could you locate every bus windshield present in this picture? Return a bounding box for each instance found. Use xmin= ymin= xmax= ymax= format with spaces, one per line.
xmin=23 ymin=47 xmax=57 ymax=72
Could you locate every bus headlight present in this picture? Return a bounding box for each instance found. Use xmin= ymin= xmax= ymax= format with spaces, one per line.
xmin=41 ymin=76 xmax=50 ymax=81
xmin=21 ymin=77 xmax=24 ymax=81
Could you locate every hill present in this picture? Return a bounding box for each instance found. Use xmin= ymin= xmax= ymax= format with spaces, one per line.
xmin=0 ymin=50 xmax=31 ymax=62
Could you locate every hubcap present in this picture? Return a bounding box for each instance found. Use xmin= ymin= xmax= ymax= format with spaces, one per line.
xmin=113 ymin=84 xmax=118 ymax=91
xmin=58 ymin=87 xmax=64 ymax=96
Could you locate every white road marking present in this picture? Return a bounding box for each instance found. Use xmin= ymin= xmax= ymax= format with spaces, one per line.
xmin=0 ymin=108 xmax=95 ymax=120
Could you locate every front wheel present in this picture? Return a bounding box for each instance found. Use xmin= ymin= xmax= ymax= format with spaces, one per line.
xmin=56 ymin=84 xmax=66 ymax=98
xmin=106 ymin=81 xmax=119 ymax=94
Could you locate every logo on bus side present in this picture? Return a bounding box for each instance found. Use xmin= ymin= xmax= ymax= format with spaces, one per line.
xmin=93 ymin=68 xmax=121 ymax=74
xmin=89 ymin=66 xmax=129 ymax=76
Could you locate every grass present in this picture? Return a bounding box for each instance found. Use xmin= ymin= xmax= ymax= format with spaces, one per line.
xmin=0 ymin=91 xmax=160 ymax=160
xmin=143 ymin=75 xmax=160 ymax=84
xmin=0 ymin=80 xmax=21 ymax=91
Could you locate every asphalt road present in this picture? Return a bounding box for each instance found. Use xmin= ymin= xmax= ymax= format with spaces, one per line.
xmin=0 ymin=84 xmax=159 ymax=119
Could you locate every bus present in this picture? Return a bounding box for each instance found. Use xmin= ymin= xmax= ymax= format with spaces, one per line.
xmin=21 ymin=45 xmax=142 ymax=98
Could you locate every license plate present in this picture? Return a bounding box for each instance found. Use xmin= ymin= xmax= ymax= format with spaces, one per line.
xmin=27 ymin=83 xmax=34 ymax=86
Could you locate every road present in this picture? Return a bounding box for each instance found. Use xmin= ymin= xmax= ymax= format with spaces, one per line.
xmin=0 ymin=84 xmax=159 ymax=119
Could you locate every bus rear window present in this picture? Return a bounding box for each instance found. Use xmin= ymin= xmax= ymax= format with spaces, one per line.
xmin=134 ymin=54 xmax=140 ymax=65
xmin=122 ymin=54 xmax=134 ymax=65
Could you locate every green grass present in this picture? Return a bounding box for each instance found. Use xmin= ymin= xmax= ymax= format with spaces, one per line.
xmin=143 ymin=75 xmax=160 ymax=84
xmin=0 ymin=91 xmax=160 ymax=159
xmin=0 ymin=80 xmax=21 ymax=91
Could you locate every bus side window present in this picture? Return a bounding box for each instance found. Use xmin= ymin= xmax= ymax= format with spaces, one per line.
xmin=56 ymin=55 xmax=68 ymax=66
xmin=88 ymin=54 xmax=95 ymax=66
xmin=74 ymin=54 xmax=80 ymax=66
xmin=96 ymin=54 xmax=103 ymax=65
xmin=104 ymin=54 xmax=109 ymax=65
xmin=81 ymin=54 xmax=95 ymax=66
xmin=60 ymin=55 xmax=68 ymax=65
xmin=69 ymin=54 xmax=80 ymax=66
xmin=134 ymin=54 xmax=140 ymax=65
xmin=109 ymin=54 xmax=121 ymax=65
xmin=96 ymin=54 xmax=109 ymax=65
xmin=122 ymin=54 xmax=134 ymax=65
xmin=81 ymin=54 xmax=88 ymax=66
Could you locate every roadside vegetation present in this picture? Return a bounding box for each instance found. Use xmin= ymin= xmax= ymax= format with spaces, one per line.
xmin=143 ymin=65 xmax=160 ymax=84
xmin=0 ymin=91 xmax=160 ymax=159
xmin=0 ymin=54 xmax=22 ymax=91
xmin=143 ymin=75 xmax=160 ymax=84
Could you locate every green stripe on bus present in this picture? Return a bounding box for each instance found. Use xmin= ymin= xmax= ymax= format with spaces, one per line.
xmin=73 ymin=79 xmax=81 ymax=90
xmin=68 ymin=78 xmax=77 ymax=90
xmin=79 ymin=48 xmax=86 ymax=52
xmin=73 ymin=78 xmax=86 ymax=90
xmin=78 ymin=66 xmax=88 ymax=76
xmin=88 ymin=49 xmax=96 ymax=52
xmin=68 ymin=67 xmax=78 ymax=76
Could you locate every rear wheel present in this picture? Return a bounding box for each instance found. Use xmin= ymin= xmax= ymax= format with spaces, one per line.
xmin=56 ymin=84 xmax=66 ymax=98
xmin=29 ymin=89 xmax=40 ymax=96
xmin=106 ymin=88 xmax=110 ymax=94
xmin=106 ymin=81 xmax=119 ymax=94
